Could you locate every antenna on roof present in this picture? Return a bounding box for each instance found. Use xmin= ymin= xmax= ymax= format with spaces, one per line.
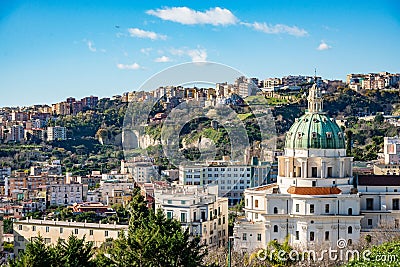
xmin=314 ymin=68 xmax=317 ymax=80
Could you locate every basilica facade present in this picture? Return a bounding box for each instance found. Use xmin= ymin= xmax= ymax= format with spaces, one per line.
xmin=234 ymin=83 xmax=363 ymax=251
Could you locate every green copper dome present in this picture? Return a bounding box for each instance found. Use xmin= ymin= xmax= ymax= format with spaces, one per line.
xmin=285 ymin=83 xmax=345 ymax=150
xmin=285 ymin=113 xmax=345 ymax=149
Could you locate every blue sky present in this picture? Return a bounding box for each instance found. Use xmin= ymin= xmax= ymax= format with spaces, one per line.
xmin=0 ymin=0 xmax=399 ymax=107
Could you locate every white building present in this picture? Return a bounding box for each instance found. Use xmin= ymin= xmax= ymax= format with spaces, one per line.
xmin=357 ymin=175 xmax=400 ymax=236
xmin=47 ymin=126 xmax=66 ymax=141
xmin=47 ymin=183 xmax=88 ymax=206
xmin=10 ymin=125 xmax=25 ymax=142
xmin=121 ymin=158 xmax=159 ymax=183
xmin=383 ymin=136 xmax=400 ymax=164
xmin=154 ymin=185 xmax=229 ymax=248
xmin=179 ymin=159 xmax=270 ymax=206
xmin=234 ymin=83 xmax=362 ymax=253
xmin=0 ymin=167 xmax=11 ymax=180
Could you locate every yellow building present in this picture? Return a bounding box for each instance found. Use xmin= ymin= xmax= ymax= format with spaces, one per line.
xmin=13 ymin=218 xmax=127 ymax=256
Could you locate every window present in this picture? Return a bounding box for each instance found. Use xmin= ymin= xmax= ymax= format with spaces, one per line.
xmin=255 ymin=200 xmax=259 ymax=208
xmin=295 ymin=231 xmax=299 ymax=240
xmin=311 ymin=167 xmax=317 ymax=177
xmin=348 ymin=239 xmax=352 ymax=246
xmin=348 ymin=226 xmax=353 ymax=234
xmin=181 ymin=200 xmax=186 ymax=205
xmin=274 ymin=207 xmax=278 ymax=214
xmin=312 ymin=132 xmax=317 ymax=139
xmin=310 ymin=204 xmax=315 ymax=213
xmin=32 ymin=226 xmax=36 ymax=231
xmin=325 ymin=204 xmax=330 ymax=213
xmin=296 ymin=204 xmax=299 ymax=212
xmin=255 ymin=213 xmax=259 ymax=220
xmin=44 ymin=238 xmax=51 ymax=244
xmin=396 ymin=219 xmax=399 ymax=229
xmin=310 ymin=232 xmax=315 ymax=241
xmin=167 ymin=211 xmax=173 ymax=219
xmin=223 ymin=216 xmax=226 ymax=224
xmin=348 ymin=208 xmax=353 ymax=215
xmin=257 ymin=234 xmax=262 ymax=241
xmin=368 ymin=219 xmax=373 ymax=226
xmin=105 ymin=231 xmax=109 ymax=237
xmin=393 ymin=199 xmax=399 ymax=210
xmin=74 ymin=228 xmax=78 ymax=235
xmin=242 ymin=233 xmax=247 ymax=241
xmin=366 ymin=198 xmax=374 ymax=210
xmin=60 ymin=227 xmax=63 ymax=234
xmin=274 ymin=225 xmax=279 ymax=232
xmin=327 ymin=167 xmax=333 ymax=178
xmin=89 ymin=230 xmax=93 ymax=236
xmin=312 ymin=181 xmax=316 ymax=187
xmin=181 ymin=213 xmax=187 ymax=223
xmin=167 ymin=200 xmax=172 ymax=204
xmin=325 ymin=231 xmax=330 ymax=241
xmin=46 ymin=226 xmax=50 ymax=233
xmin=18 ymin=225 xmax=22 ymax=230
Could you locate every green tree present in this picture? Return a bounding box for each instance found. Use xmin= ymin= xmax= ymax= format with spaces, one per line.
xmin=10 ymin=235 xmax=95 ymax=267
xmin=3 ymin=218 xmax=13 ymax=234
xmin=106 ymin=189 xmax=209 ymax=267
xmin=374 ymin=113 xmax=384 ymax=124
xmin=54 ymin=235 xmax=95 ymax=267
xmin=10 ymin=236 xmax=53 ymax=267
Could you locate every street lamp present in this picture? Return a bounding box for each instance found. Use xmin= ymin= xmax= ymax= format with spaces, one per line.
xmin=228 ymin=236 xmax=239 ymax=267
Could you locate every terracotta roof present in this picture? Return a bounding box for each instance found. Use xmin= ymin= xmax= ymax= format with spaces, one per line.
xmin=287 ymin=186 xmax=341 ymax=195
xmin=358 ymin=175 xmax=400 ymax=186
xmin=252 ymin=184 xmax=278 ymax=191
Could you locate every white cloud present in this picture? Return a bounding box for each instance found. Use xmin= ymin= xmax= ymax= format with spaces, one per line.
xmin=140 ymin=47 xmax=153 ymax=55
xmin=146 ymin=7 xmax=238 ymax=26
xmin=242 ymin=22 xmax=308 ymax=37
xmin=117 ymin=63 xmax=141 ymax=70
xmin=317 ymin=41 xmax=332 ymax=51
xmin=154 ymin=56 xmax=171 ymax=63
xmin=187 ymin=49 xmax=207 ymax=62
xmin=86 ymin=40 xmax=96 ymax=52
xmin=128 ymin=28 xmax=167 ymax=40
xmin=170 ymin=47 xmax=207 ymax=62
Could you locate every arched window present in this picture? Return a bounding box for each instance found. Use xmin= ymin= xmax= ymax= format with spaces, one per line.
xmin=348 ymin=239 xmax=352 ymax=245
xmin=274 ymin=225 xmax=278 ymax=232
xmin=348 ymin=208 xmax=353 ymax=215
xmin=274 ymin=207 xmax=278 ymax=214
xmin=348 ymin=226 xmax=353 ymax=234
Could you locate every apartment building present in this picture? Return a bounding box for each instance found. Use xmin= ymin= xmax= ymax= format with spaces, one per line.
xmin=121 ymin=158 xmax=159 ymax=183
xmin=47 ymin=183 xmax=88 ymax=206
xmin=179 ymin=159 xmax=272 ymax=205
xmin=347 ymin=72 xmax=400 ymax=90
xmin=154 ymin=185 xmax=229 ymax=248
xmin=47 ymin=126 xmax=66 ymax=141
xmin=7 ymin=172 xmax=46 ymax=200
xmin=13 ymin=218 xmax=128 ymax=256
